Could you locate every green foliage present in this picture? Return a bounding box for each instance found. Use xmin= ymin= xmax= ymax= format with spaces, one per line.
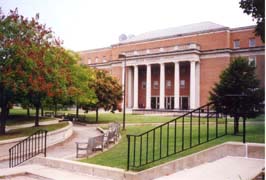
xmin=210 ymin=57 xmax=264 ymax=118
xmin=84 ymin=69 xmax=122 ymax=122
xmin=240 ymin=0 xmax=265 ymax=42
xmin=0 ymin=9 xmax=95 ymax=133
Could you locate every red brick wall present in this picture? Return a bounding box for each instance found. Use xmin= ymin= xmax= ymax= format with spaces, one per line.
xmin=138 ymin=66 xmax=146 ymax=108
xmin=230 ymin=29 xmax=264 ymax=48
xmin=151 ymin=64 xmax=160 ymax=96
xmin=165 ymin=63 xmax=174 ymax=96
xmin=180 ymin=62 xmax=190 ymax=96
xmin=256 ymin=55 xmax=265 ymax=88
xmin=200 ymin=57 xmax=231 ymax=106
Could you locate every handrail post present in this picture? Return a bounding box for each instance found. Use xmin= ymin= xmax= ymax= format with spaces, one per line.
xmin=243 ymin=116 xmax=246 ymax=143
xmin=44 ymin=131 xmax=47 ymax=157
xmin=9 ymin=149 xmax=11 ymax=168
xmin=127 ymin=135 xmax=130 ymax=170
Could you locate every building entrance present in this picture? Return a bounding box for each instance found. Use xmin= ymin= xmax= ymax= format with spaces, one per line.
xmin=151 ymin=96 xmax=159 ymax=109
xmin=180 ymin=96 xmax=189 ymax=110
xmin=165 ymin=96 xmax=174 ymax=109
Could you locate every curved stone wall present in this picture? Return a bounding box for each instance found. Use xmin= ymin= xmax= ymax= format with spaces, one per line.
xmin=0 ymin=122 xmax=73 ymax=161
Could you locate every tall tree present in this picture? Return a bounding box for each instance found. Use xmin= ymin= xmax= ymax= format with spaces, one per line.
xmin=0 ymin=9 xmax=76 ymax=133
xmin=240 ymin=0 xmax=265 ymax=42
xmin=66 ymin=51 xmax=96 ymax=119
xmin=86 ymin=69 xmax=122 ymax=123
xmin=210 ymin=57 xmax=264 ymax=134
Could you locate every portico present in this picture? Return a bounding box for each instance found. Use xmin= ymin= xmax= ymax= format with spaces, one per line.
xmin=125 ymin=57 xmax=200 ymax=110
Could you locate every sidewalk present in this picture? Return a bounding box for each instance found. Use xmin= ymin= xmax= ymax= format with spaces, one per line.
xmin=156 ymin=156 xmax=265 ymax=180
xmin=0 ymin=124 xmax=102 ymax=169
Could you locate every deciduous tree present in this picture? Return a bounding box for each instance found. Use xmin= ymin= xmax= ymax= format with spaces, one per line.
xmin=240 ymin=0 xmax=265 ymax=42
xmin=86 ymin=69 xmax=122 ymax=123
xmin=210 ymin=57 xmax=264 ymax=134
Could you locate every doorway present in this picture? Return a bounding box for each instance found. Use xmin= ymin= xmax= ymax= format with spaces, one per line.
xmin=151 ymin=96 xmax=160 ymax=109
xmin=165 ymin=96 xmax=174 ymax=109
xmin=179 ymin=96 xmax=189 ymax=110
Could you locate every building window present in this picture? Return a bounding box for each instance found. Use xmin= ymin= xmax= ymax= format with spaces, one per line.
xmin=159 ymin=48 xmax=164 ymax=52
xmin=95 ymin=57 xmax=98 ymax=63
xmin=233 ymin=40 xmax=240 ymax=49
xmin=134 ymin=51 xmax=138 ymax=55
xmin=153 ymin=81 xmax=159 ymax=89
xmin=180 ymin=80 xmax=185 ymax=88
xmin=103 ymin=56 xmax=106 ymax=63
xmin=249 ymin=38 xmax=256 ymax=47
xmin=88 ymin=58 xmax=91 ymax=64
xmin=248 ymin=56 xmax=256 ymax=67
xmin=142 ymin=81 xmax=146 ymax=89
xmin=146 ymin=49 xmax=150 ymax=53
xmin=166 ymin=80 xmax=171 ymax=89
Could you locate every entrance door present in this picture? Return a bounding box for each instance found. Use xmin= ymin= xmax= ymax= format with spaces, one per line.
xmin=165 ymin=96 xmax=174 ymax=109
xmin=179 ymin=96 xmax=189 ymax=110
xmin=151 ymin=97 xmax=160 ymax=109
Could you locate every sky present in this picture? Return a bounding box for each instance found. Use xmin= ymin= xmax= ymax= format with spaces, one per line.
xmin=1 ymin=0 xmax=255 ymax=51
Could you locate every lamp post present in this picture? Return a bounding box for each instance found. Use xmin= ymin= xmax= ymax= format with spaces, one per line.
xmin=119 ymin=53 xmax=126 ymax=130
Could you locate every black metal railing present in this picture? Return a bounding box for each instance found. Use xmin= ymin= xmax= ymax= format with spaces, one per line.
xmin=126 ymin=102 xmax=240 ymax=170
xmin=9 ymin=130 xmax=47 ymax=168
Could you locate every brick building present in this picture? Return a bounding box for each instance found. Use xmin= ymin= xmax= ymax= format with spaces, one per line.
xmin=79 ymin=22 xmax=265 ymax=111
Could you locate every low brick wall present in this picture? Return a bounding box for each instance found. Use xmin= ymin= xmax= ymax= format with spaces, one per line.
xmin=27 ymin=142 xmax=264 ymax=180
xmin=0 ymin=122 xmax=73 ymax=161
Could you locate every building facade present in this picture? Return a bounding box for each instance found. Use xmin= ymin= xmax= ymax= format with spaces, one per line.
xmin=79 ymin=22 xmax=265 ymax=111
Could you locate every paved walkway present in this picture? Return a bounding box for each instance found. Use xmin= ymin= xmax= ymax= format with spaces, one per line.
xmin=46 ymin=125 xmax=102 ymax=159
xmin=156 ymin=156 xmax=265 ymax=180
xmin=0 ymin=124 xmax=101 ymax=169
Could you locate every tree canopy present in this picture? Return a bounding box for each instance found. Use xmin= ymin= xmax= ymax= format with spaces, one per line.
xmin=210 ymin=57 xmax=264 ymax=133
xmin=0 ymin=9 xmax=96 ymax=134
xmin=85 ymin=69 xmax=122 ymax=123
xmin=240 ymin=0 xmax=265 ymax=42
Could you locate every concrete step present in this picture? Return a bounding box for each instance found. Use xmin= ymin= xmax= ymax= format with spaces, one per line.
xmin=0 ymin=164 xmax=111 ymax=180
xmin=156 ymin=156 xmax=265 ymax=180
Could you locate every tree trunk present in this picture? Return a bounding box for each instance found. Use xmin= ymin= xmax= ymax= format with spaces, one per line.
xmin=0 ymin=86 xmax=7 ymax=135
xmin=6 ymin=108 xmax=9 ymax=118
xmin=76 ymin=102 xmax=79 ymax=121
xmin=41 ymin=106 xmax=44 ymax=117
xmin=54 ymin=103 xmax=57 ymax=117
xmin=35 ymin=105 xmax=40 ymax=127
xmin=27 ymin=107 xmax=30 ymax=118
xmin=0 ymin=103 xmax=7 ymax=135
xmin=96 ymin=107 xmax=99 ymax=123
xmin=234 ymin=116 xmax=239 ymax=135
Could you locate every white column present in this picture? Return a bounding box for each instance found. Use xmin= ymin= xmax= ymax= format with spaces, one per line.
xmin=190 ymin=61 xmax=196 ymax=109
xmin=174 ymin=62 xmax=180 ymax=109
xmin=128 ymin=67 xmax=133 ymax=108
xmin=133 ymin=65 xmax=139 ymax=109
xmin=159 ymin=63 xmax=165 ymax=109
xmin=146 ymin=64 xmax=151 ymax=109
xmin=195 ymin=62 xmax=200 ymax=108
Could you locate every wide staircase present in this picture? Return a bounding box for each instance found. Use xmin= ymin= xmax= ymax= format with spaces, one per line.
xmin=126 ymin=102 xmax=246 ymax=170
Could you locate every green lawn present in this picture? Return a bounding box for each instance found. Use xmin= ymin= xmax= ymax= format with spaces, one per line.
xmin=0 ymin=122 xmax=69 ymax=141
xmin=6 ymin=109 xmax=57 ymax=126
xmin=80 ymin=122 xmax=264 ymax=171
xmin=80 ymin=112 xmax=263 ymax=124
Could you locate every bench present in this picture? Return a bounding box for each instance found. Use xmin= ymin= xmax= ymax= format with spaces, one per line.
xmin=76 ymin=134 xmax=104 ymax=158
xmin=44 ymin=111 xmax=54 ymax=117
xmin=76 ymin=138 xmax=93 ymax=158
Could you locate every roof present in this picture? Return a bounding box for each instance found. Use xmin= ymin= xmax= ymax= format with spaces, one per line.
xmin=120 ymin=21 xmax=228 ymax=44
